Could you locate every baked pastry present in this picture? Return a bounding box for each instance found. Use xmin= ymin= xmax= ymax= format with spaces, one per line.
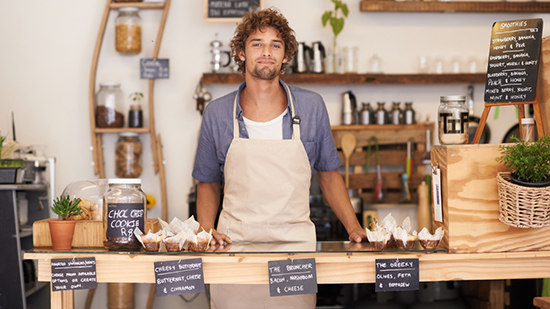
xmin=418 ymin=227 xmax=444 ymax=250
xmin=188 ymin=229 xmax=213 ymax=252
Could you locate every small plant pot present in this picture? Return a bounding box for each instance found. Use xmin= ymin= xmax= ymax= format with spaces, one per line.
xmin=510 ymin=172 xmax=550 ymax=188
xmin=48 ymin=220 xmax=77 ymax=251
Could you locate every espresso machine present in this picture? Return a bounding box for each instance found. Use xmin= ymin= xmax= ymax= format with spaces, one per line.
xmin=210 ymin=34 xmax=231 ymax=73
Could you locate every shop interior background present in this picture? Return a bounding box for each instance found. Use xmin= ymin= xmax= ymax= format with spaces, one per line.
xmin=0 ymin=0 xmax=548 ymax=308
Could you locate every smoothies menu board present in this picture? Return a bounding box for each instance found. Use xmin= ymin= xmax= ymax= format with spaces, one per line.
xmin=484 ymin=19 xmax=543 ymax=103
xmin=206 ymin=0 xmax=262 ymax=20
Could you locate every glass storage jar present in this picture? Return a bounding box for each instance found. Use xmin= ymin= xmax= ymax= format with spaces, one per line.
xmin=62 ymin=179 xmax=108 ymax=221
xmin=438 ymin=95 xmax=469 ymax=145
xmin=115 ymin=7 xmax=142 ymax=54
xmin=103 ymin=178 xmax=147 ymax=251
xmin=115 ymin=133 xmax=143 ymax=178
xmin=96 ymin=82 xmax=124 ymax=128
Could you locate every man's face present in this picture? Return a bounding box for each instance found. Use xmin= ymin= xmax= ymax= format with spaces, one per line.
xmin=239 ymin=27 xmax=287 ymax=80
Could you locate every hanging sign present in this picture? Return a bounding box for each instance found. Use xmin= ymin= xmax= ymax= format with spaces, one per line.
xmin=51 ymin=257 xmax=97 ymax=291
xmin=205 ymin=0 xmax=264 ymax=21
xmin=140 ymin=58 xmax=170 ymax=79
xmin=154 ymin=258 xmax=205 ymax=297
xmin=375 ymin=258 xmax=419 ymax=292
xmin=484 ymin=19 xmax=543 ymax=103
xmin=268 ymin=258 xmax=317 ymax=297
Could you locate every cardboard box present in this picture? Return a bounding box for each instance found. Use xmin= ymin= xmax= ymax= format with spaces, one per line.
xmin=432 ymin=144 xmax=550 ymax=253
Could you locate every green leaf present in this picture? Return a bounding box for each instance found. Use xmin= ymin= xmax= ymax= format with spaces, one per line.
xmin=340 ymin=3 xmax=349 ymax=17
xmin=322 ymin=11 xmax=332 ymax=27
xmin=330 ymin=17 xmax=345 ymax=37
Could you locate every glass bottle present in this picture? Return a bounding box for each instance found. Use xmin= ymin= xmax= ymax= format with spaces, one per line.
xmin=96 ymin=83 xmax=124 ymax=128
xmin=375 ymin=102 xmax=387 ymax=125
xmin=390 ymin=102 xmax=402 ymax=125
xmin=103 ymin=178 xmax=147 ymax=251
xmin=360 ymin=102 xmax=373 ymax=125
xmin=115 ymin=133 xmax=143 ymax=178
xmin=404 ymin=102 xmax=416 ymax=125
xmin=521 ymin=118 xmax=535 ymax=142
xmin=128 ymin=104 xmax=143 ymax=128
xmin=115 ymin=7 xmax=142 ymax=54
xmin=438 ymin=95 xmax=469 ymax=145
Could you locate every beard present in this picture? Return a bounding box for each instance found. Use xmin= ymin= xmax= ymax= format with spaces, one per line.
xmin=248 ymin=61 xmax=280 ymax=81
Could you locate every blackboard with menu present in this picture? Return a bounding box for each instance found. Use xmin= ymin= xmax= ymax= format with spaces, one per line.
xmin=205 ymin=0 xmax=263 ymax=21
xmin=484 ymin=19 xmax=543 ymax=103
xmin=375 ymin=258 xmax=419 ymax=292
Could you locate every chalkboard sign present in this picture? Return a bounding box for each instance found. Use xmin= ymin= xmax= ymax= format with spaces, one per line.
xmin=375 ymin=258 xmax=419 ymax=292
xmin=268 ymin=258 xmax=317 ymax=297
xmin=205 ymin=0 xmax=263 ymax=21
xmin=106 ymin=203 xmax=145 ymax=239
xmin=140 ymin=58 xmax=169 ymax=79
xmin=484 ymin=19 xmax=543 ymax=103
xmin=154 ymin=258 xmax=205 ymax=297
xmin=51 ymin=257 xmax=97 ymax=291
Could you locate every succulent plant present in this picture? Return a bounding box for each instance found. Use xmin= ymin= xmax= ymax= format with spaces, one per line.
xmin=51 ymin=195 xmax=82 ymax=221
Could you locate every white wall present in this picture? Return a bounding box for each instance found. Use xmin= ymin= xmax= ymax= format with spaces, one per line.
xmin=0 ymin=1 xmax=548 ymax=308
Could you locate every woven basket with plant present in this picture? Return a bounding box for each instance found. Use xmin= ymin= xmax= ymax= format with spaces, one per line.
xmin=495 ymin=135 xmax=550 ymax=228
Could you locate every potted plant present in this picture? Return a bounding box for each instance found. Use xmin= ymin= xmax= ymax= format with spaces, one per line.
xmin=495 ymin=135 xmax=550 ymax=228
xmin=48 ymin=195 xmax=82 ymax=251
xmin=322 ymin=0 xmax=349 ymax=72
xmin=0 ymin=131 xmax=26 ymax=184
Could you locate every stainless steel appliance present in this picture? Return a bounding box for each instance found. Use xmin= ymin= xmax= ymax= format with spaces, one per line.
xmin=311 ymin=41 xmax=326 ymax=73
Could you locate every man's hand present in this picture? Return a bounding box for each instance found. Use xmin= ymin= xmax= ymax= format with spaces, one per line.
xmin=210 ymin=229 xmax=232 ymax=246
xmin=348 ymin=226 xmax=367 ymax=243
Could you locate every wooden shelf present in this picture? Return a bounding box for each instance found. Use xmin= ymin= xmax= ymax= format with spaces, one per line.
xmin=201 ymin=73 xmax=485 ymax=85
xmin=94 ymin=127 xmax=150 ymax=134
xmin=359 ymin=1 xmax=550 ymax=13
xmin=110 ymin=2 xmax=165 ymax=10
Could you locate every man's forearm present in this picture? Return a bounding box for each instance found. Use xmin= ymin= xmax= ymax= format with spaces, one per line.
xmin=196 ymin=181 xmax=221 ymax=231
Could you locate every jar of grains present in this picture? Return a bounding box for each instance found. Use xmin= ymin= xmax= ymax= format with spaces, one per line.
xmin=103 ymin=178 xmax=147 ymax=251
xmin=438 ymin=95 xmax=469 ymax=145
xmin=115 ymin=7 xmax=142 ymax=54
xmin=96 ymin=83 xmax=124 ymax=128
xmin=115 ymin=133 xmax=143 ymax=178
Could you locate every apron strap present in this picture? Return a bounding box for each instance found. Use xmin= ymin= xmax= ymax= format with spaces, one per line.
xmin=233 ymin=82 xmax=300 ymax=140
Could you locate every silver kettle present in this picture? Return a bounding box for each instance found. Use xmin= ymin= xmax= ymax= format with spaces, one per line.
xmin=210 ymin=34 xmax=231 ymax=73
xmin=311 ymin=41 xmax=326 ymax=73
xmin=294 ymin=42 xmax=311 ymax=73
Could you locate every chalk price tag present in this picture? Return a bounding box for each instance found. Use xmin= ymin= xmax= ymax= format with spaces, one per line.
xmin=140 ymin=58 xmax=169 ymax=79
xmin=268 ymin=258 xmax=317 ymax=297
xmin=154 ymin=258 xmax=205 ymax=297
xmin=375 ymin=258 xmax=419 ymax=292
xmin=51 ymin=257 xmax=97 ymax=291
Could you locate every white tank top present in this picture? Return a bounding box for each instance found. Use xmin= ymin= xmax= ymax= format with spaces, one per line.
xmin=242 ymin=109 xmax=287 ymax=140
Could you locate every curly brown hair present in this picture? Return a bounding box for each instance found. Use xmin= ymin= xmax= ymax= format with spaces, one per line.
xmin=230 ymin=8 xmax=297 ymax=75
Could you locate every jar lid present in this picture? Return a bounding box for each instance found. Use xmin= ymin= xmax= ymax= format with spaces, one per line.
xmin=119 ymin=132 xmax=139 ymax=137
xmin=440 ymin=95 xmax=466 ymax=102
xmin=99 ymin=82 xmax=121 ymax=87
xmin=521 ymin=118 xmax=534 ymax=125
xmin=118 ymin=7 xmax=140 ymax=12
xmin=108 ymin=178 xmax=141 ymax=184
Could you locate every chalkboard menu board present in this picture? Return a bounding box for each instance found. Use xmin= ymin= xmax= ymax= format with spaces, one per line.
xmin=484 ymin=19 xmax=543 ymax=103
xmin=268 ymin=258 xmax=317 ymax=297
xmin=375 ymin=258 xmax=419 ymax=292
xmin=205 ymin=0 xmax=263 ymax=21
xmin=51 ymin=257 xmax=97 ymax=291
xmin=154 ymin=258 xmax=205 ymax=297
xmin=140 ymin=58 xmax=169 ymax=79
xmin=106 ymin=203 xmax=145 ymax=239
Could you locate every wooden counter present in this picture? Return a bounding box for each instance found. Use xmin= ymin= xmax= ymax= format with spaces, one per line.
xmin=24 ymin=243 xmax=550 ymax=309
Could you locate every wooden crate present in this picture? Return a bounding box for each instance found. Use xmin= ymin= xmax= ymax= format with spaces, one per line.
xmin=432 ymin=144 xmax=550 ymax=253
xmin=33 ymin=218 xmax=159 ymax=248
xmin=332 ymin=123 xmax=433 ymax=204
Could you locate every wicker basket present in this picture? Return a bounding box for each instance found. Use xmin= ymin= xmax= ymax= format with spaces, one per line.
xmin=497 ymin=172 xmax=550 ymax=228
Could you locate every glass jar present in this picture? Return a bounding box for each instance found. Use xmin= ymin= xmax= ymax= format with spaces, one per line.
xmin=128 ymin=104 xmax=143 ymax=128
xmin=115 ymin=7 xmax=142 ymax=54
xmin=521 ymin=118 xmax=535 ymax=142
xmin=96 ymin=83 xmax=124 ymax=128
xmin=390 ymin=102 xmax=402 ymax=125
xmin=404 ymin=102 xmax=416 ymax=125
xmin=115 ymin=133 xmax=143 ymax=178
xmin=62 ymin=179 xmax=108 ymax=221
xmin=438 ymin=95 xmax=469 ymax=145
xmin=103 ymin=178 xmax=147 ymax=251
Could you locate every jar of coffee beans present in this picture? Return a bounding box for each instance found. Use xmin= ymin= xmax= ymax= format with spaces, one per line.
xmin=96 ymin=83 xmax=124 ymax=128
xmin=115 ymin=7 xmax=142 ymax=54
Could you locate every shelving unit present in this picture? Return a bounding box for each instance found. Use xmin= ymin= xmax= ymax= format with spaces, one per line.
xmin=201 ymin=72 xmax=486 ymax=85
xmin=88 ymin=0 xmax=169 ymax=220
xmin=359 ymin=1 xmax=550 ymax=13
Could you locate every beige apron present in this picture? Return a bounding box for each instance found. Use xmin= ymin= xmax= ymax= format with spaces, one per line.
xmin=210 ymin=85 xmax=317 ymax=309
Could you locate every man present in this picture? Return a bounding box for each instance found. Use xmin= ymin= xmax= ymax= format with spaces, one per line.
xmin=192 ymin=8 xmax=366 ymax=308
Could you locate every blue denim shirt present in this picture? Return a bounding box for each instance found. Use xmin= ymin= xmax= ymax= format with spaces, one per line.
xmin=192 ymin=79 xmax=341 ymax=183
